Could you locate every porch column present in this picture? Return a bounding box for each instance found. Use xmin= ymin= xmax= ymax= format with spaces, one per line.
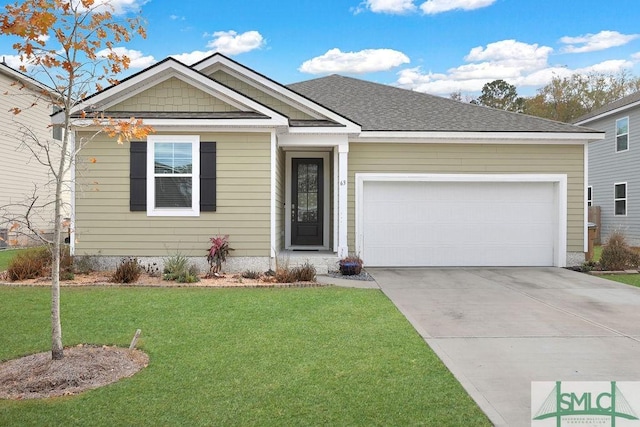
xmin=337 ymin=143 xmax=349 ymax=258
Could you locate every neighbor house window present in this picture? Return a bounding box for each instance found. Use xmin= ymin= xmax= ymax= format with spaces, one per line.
xmin=147 ymin=135 xmax=200 ymax=216
xmin=614 ymin=182 xmax=627 ymax=216
xmin=616 ymin=117 xmax=629 ymax=152
xmin=587 ymin=186 xmax=592 ymax=207
xmin=52 ymin=106 xmax=62 ymax=140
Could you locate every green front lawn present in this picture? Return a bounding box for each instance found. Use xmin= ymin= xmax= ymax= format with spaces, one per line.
xmin=600 ymin=274 xmax=640 ymax=288
xmin=0 ymin=286 xmax=489 ymax=426
xmin=593 ymin=245 xmax=603 ymax=262
xmin=0 ymin=248 xmax=22 ymax=271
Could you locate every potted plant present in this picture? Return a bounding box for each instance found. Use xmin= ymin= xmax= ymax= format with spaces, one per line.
xmin=338 ymin=255 xmax=363 ymax=276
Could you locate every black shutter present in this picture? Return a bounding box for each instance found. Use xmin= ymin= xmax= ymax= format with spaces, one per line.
xmin=200 ymin=142 xmax=217 ymax=212
xmin=130 ymin=142 xmax=147 ymax=211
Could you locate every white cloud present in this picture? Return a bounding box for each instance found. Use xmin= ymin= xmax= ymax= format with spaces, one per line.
xmin=299 ymin=48 xmax=410 ymax=74
xmin=1 ymin=54 xmax=34 ymax=70
xmin=577 ymin=59 xmax=635 ymax=74
xmin=73 ymin=0 xmax=148 ymax=15
xmin=393 ymin=37 xmax=639 ymax=96
xmin=357 ymin=0 xmax=496 ymax=14
xmin=97 ymin=47 xmax=156 ymax=69
xmin=360 ymin=0 xmax=417 ymax=14
xmin=395 ymin=39 xmax=555 ymax=94
xmin=465 ymin=39 xmax=553 ymax=72
xmin=170 ymin=50 xmax=214 ymax=65
xmin=560 ymin=30 xmax=640 ymax=53
xmin=205 ymin=30 xmax=265 ymax=56
xmin=420 ymin=0 xmax=496 ymax=14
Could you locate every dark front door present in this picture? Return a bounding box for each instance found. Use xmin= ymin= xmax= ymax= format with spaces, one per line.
xmin=292 ymin=158 xmax=323 ymax=246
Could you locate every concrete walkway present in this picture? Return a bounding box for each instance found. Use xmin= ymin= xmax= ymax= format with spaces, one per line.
xmin=367 ymin=267 xmax=640 ymax=427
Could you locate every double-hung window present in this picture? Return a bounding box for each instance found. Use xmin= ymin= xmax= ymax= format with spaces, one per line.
xmin=616 ymin=117 xmax=629 ymax=152
xmin=147 ymin=135 xmax=200 ymax=216
xmin=614 ymin=182 xmax=627 ymax=216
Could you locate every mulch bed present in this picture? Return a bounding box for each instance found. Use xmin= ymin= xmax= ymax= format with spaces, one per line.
xmin=0 ymin=271 xmax=326 ymax=288
xmin=0 ymin=344 xmax=148 ymax=400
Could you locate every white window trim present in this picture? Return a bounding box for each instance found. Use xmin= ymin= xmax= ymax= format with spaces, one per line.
xmin=615 ymin=117 xmax=629 ymax=153
xmin=147 ymin=135 xmax=200 ymax=217
xmin=587 ymin=186 xmax=593 ymax=207
xmin=614 ymin=182 xmax=627 ymax=217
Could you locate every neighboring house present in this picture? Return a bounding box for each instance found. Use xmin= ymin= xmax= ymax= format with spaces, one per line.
xmin=56 ymin=53 xmax=603 ymax=271
xmin=575 ymin=91 xmax=640 ymax=245
xmin=0 ymin=62 xmax=64 ymax=247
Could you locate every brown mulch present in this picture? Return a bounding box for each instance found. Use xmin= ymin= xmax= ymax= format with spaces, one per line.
xmin=0 ymin=271 xmax=324 ymax=288
xmin=0 ymin=344 xmax=148 ymax=400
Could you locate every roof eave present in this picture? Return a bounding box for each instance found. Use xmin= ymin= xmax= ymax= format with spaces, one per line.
xmin=574 ymin=99 xmax=640 ymax=125
xmin=352 ymin=130 xmax=605 ymax=144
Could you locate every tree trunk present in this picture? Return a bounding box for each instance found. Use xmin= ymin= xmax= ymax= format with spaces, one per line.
xmin=51 ymin=112 xmax=70 ymax=361
xmin=51 ymin=165 xmax=64 ymax=360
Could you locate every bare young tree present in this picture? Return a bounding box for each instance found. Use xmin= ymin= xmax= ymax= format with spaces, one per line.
xmin=0 ymin=0 xmax=153 ymax=360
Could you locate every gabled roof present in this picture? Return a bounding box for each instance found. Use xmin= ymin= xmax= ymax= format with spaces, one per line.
xmin=574 ymin=91 xmax=640 ymax=125
xmin=52 ymin=56 xmax=289 ymax=127
xmin=288 ymin=74 xmax=596 ymax=134
xmin=193 ymin=53 xmax=360 ymax=132
xmin=0 ymin=62 xmax=56 ymax=95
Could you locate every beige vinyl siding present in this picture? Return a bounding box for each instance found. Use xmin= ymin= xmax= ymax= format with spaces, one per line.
xmin=348 ymin=143 xmax=585 ymax=252
xmin=75 ymin=131 xmax=271 ymax=257
xmin=209 ymin=70 xmax=316 ymax=120
xmin=107 ymin=77 xmax=241 ymax=113
xmin=0 ymin=71 xmax=62 ymax=241
xmin=275 ymin=147 xmax=285 ymax=251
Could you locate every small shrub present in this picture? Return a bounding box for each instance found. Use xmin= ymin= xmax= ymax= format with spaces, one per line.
xmin=293 ymin=262 xmax=316 ymax=282
xmin=163 ymin=253 xmax=199 ymax=283
xmin=7 ymin=246 xmax=51 ymax=281
xmin=274 ymin=263 xmax=316 ymax=283
xmin=73 ymin=254 xmax=98 ymax=274
xmin=61 ymin=271 xmax=75 ymax=281
xmin=163 ymin=253 xmax=189 ymax=281
xmin=242 ymin=270 xmax=261 ymax=279
xmin=111 ymin=257 xmax=142 ymax=283
xmin=143 ymin=262 xmax=161 ymax=277
xmin=600 ymin=231 xmax=640 ymax=271
xmin=178 ymin=264 xmax=200 ymax=283
xmin=7 ymin=245 xmax=73 ymax=281
xmin=206 ymin=235 xmax=233 ymax=276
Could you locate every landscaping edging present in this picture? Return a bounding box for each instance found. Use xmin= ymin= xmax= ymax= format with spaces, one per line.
xmin=590 ymin=270 xmax=640 ymax=275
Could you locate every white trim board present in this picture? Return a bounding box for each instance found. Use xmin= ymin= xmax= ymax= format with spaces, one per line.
xmin=355 ymin=173 xmax=568 ymax=267
xmin=285 ymin=151 xmax=331 ymax=250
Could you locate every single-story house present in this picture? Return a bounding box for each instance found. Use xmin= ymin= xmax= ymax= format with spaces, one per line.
xmin=0 ymin=62 xmax=66 ymax=247
xmin=575 ymin=91 xmax=640 ymax=245
xmin=57 ymin=53 xmax=604 ymax=272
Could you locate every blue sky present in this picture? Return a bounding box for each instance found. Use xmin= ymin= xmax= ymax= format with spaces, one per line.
xmin=2 ymin=0 xmax=640 ymax=97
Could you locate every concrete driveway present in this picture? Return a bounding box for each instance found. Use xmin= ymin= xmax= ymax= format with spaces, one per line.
xmin=368 ymin=267 xmax=640 ymax=427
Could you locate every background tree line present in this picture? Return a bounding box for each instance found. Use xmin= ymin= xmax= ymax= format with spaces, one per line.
xmin=451 ymin=71 xmax=640 ymax=123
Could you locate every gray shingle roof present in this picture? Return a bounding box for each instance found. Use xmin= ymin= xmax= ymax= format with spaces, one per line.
xmin=573 ymin=91 xmax=640 ymax=124
xmin=287 ymin=74 xmax=595 ymax=134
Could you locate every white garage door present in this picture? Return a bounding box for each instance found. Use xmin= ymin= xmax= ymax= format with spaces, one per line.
xmin=361 ymin=179 xmax=559 ymax=267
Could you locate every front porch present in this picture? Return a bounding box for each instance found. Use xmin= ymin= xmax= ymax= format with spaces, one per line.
xmin=276 ymin=250 xmax=340 ymax=275
xmin=275 ymin=134 xmax=350 ymax=262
